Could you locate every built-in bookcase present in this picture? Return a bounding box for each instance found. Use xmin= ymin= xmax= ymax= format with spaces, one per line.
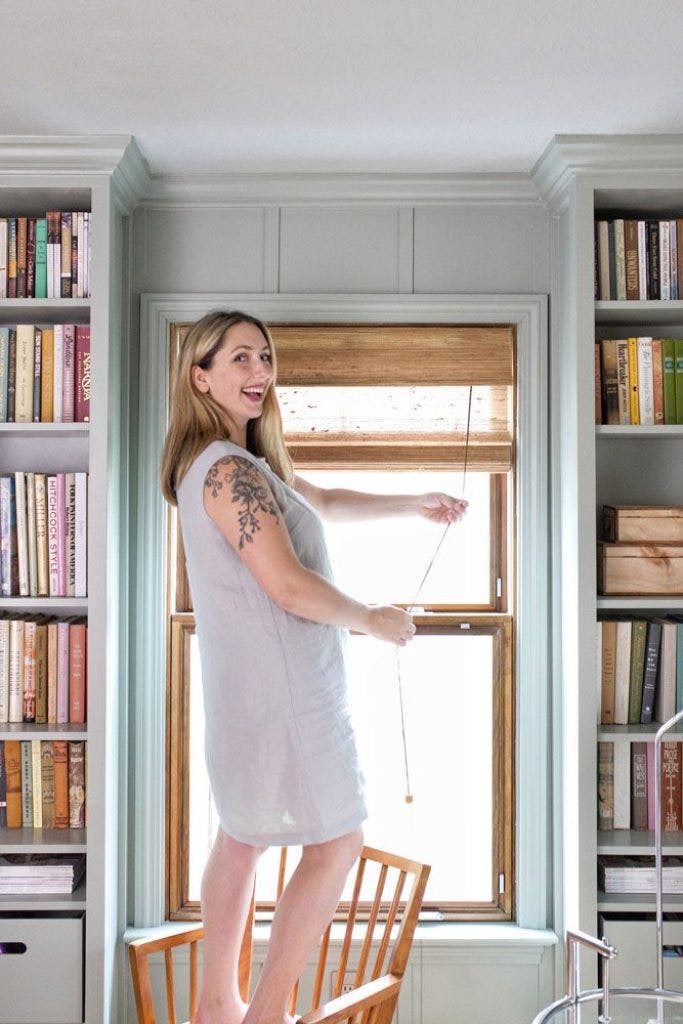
xmin=594 ymin=192 xmax=683 ymax=915
xmin=0 ymin=138 xmax=145 ymax=1024
xmin=533 ymin=138 xmax=683 ymax=999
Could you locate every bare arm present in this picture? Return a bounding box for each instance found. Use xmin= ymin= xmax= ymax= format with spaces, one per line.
xmin=203 ymin=456 xmax=415 ymax=645
xmin=294 ymin=474 xmax=468 ymax=524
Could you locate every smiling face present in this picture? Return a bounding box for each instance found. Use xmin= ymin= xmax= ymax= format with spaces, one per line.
xmin=191 ymin=320 xmax=274 ymax=442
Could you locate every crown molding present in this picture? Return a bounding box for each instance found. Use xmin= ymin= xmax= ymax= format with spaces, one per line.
xmin=141 ymin=171 xmax=541 ymax=207
xmin=111 ymin=138 xmax=153 ymax=215
xmin=533 ymin=133 xmax=683 ymax=208
xmin=0 ymin=134 xmax=141 ymax=175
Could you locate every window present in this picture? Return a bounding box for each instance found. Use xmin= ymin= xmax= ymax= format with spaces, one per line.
xmin=166 ymin=324 xmax=515 ymax=920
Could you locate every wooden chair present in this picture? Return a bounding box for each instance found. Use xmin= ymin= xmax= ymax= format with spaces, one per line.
xmin=128 ymin=844 xmax=430 ymax=1024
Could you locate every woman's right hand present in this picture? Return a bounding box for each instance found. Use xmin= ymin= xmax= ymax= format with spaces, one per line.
xmin=366 ymin=605 xmax=416 ymax=646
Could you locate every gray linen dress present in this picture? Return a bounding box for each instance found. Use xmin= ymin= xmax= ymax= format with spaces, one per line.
xmin=176 ymin=439 xmax=367 ymax=846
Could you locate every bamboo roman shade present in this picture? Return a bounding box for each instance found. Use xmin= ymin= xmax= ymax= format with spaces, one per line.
xmin=172 ymin=323 xmax=515 ymax=472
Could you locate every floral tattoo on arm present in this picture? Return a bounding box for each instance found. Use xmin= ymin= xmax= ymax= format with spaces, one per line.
xmin=205 ymin=457 xmax=280 ymax=549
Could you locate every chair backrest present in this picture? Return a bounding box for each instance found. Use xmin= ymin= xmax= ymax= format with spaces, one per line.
xmin=128 ymin=844 xmax=430 ymax=1024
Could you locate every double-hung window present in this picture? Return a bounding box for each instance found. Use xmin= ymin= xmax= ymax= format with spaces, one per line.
xmin=166 ymin=323 xmax=516 ymax=921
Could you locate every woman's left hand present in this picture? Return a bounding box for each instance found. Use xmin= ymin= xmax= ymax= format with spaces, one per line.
xmin=418 ymin=492 xmax=468 ymax=524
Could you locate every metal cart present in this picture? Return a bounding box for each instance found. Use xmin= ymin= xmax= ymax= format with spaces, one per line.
xmin=533 ymin=710 xmax=683 ymax=1024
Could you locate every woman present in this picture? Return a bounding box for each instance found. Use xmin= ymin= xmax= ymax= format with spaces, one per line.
xmin=161 ymin=310 xmax=467 ymax=1024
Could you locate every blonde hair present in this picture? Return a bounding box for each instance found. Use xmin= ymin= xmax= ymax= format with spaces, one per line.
xmin=160 ymin=310 xmax=294 ymax=505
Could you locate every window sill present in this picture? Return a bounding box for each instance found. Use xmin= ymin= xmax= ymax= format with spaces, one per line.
xmin=124 ymin=921 xmax=558 ymax=950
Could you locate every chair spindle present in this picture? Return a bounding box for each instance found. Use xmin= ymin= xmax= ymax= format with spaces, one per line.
xmin=371 ymin=870 xmax=406 ymax=980
xmin=164 ymin=948 xmax=177 ymax=1024
xmin=333 ymin=855 xmax=366 ymax=997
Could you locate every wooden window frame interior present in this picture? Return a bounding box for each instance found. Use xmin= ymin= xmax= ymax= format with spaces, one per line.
xmin=166 ymin=615 xmax=514 ymax=921
xmin=165 ymin=319 xmax=516 ymax=921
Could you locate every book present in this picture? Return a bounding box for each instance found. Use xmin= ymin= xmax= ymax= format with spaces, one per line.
xmin=56 ymin=621 xmax=70 ymax=724
xmin=26 ymin=217 xmax=36 ymax=298
xmin=624 ymin=220 xmax=639 ymax=300
xmin=40 ymin=327 xmax=54 ymax=422
xmin=32 ymin=328 xmax=42 ymax=422
xmin=0 ymin=853 xmax=86 ymax=894
xmin=637 ymin=337 xmax=654 ymax=425
xmin=0 ymin=619 xmax=9 ymax=723
xmin=629 ymin=621 xmax=648 ymax=724
xmin=599 ymin=855 xmax=683 ymax=893
xmin=652 ymin=339 xmax=664 ymax=425
xmin=655 ymin=619 xmax=678 ymax=723
xmin=68 ymin=621 xmax=86 ymax=724
xmin=26 ymin=472 xmax=37 ymax=596
xmin=60 ymin=213 xmax=72 ymax=298
xmin=628 ymin=337 xmax=640 ymax=424
xmin=22 ymin=620 xmax=37 ymax=723
xmin=53 ymin=324 xmax=63 ymax=422
xmin=53 ymin=740 xmax=68 ymax=828
xmin=0 ymin=219 xmax=7 ymax=298
xmin=662 ymin=741 xmax=682 ymax=831
xmin=14 ymin=324 xmax=35 ymax=423
xmin=598 ymin=741 xmax=614 ymax=830
xmin=8 ymin=619 xmax=23 ymax=723
xmin=0 ymin=326 xmax=8 ymax=422
xmin=0 ymin=476 xmax=18 ymax=596
xmin=41 ymin=741 xmax=56 ymax=829
xmin=14 ymin=471 xmax=29 ymax=597
xmin=4 ymin=740 xmax=21 ymax=828
xmin=595 ymin=343 xmax=602 ymax=423
xmin=600 ymin=620 xmax=617 ymax=723
xmin=62 ymin=324 xmax=75 ymax=422
xmin=75 ymin=325 xmax=90 ymax=422
xmin=31 ymin=738 xmax=42 ymax=828
xmin=631 ymin=742 xmax=649 ymax=830
xmin=68 ymin=740 xmax=85 ymax=828
xmin=20 ymin=740 xmax=32 ymax=827
xmin=640 ymin=621 xmax=662 ymax=723
xmin=35 ymin=621 xmax=47 ymax=725
xmin=47 ymin=475 xmax=59 ymax=596
xmin=0 ymin=743 xmax=5 ymax=827
xmin=663 ymin=339 xmax=677 ymax=424
xmin=7 ymin=218 xmax=16 ymax=298
xmin=34 ymin=217 xmax=47 ymax=299
xmin=615 ymin=339 xmax=630 ymax=423
xmin=600 ymin=340 xmax=619 ymax=424
xmin=614 ymin=620 xmax=632 ymax=725
xmin=675 ymin=339 xmax=683 ymax=425
xmin=613 ymin=740 xmax=630 ymax=829
xmin=35 ymin=473 xmax=48 ymax=596
xmin=16 ymin=217 xmax=27 ymax=298
xmin=75 ymin=473 xmax=87 ymax=597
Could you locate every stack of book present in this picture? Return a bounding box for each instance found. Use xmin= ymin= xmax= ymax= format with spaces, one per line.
xmin=0 ymin=616 xmax=87 ymax=725
xmin=0 ymin=853 xmax=85 ymax=894
xmin=0 ymin=323 xmax=90 ymax=423
xmin=599 ymin=617 xmax=683 ymax=726
xmin=0 ymin=739 xmax=86 ymax=829
xmin=0 ymin=471 xmax=88 ymax=598
xmin=595 ymin=218 xmax=683 ymax=300
xmin=0 ymin=212 xmax=91 ymax=299
xmin=598 ymin=739 xmax=683 ymax=831
xmin=598 ymin=855 xmax=683 ymax=893
xmin=595 ymin=337 xmax=683 ymax=424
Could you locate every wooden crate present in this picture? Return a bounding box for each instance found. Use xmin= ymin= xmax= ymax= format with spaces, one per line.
xmin=598 ymin=542 xmax=683 ymax=595
xmin=602 ymin=505 xmax=683 ymax=543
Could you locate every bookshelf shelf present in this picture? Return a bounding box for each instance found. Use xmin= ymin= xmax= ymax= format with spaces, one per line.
xmin=0 ymin=827 xmax=87 ymax=853
xmin=597 ymin=425 xmax=683 ymax=438
xmin=598 ymin=831 xmax=683 ymax=855
xmin=0 ymin=299 xmax=91 ymax=326
xmin=597 ymin=725 xmax=683 ymax=741
xmin=595 ymin=300 xmax=683 ymax=325
xmin=0 ymin=724 xmax=87 ymax=740
xmin=597 ymin=596 xmax=683 ymax=611
xmin=598 ymin=892 xmax=683 ymax=911
xmin=0 ymin=878 xmax=86 ymax=911
xmin=0 ymin=423 xmax=89 ymax=437
xmin=0 ymin=598 xmax=88 ymax=612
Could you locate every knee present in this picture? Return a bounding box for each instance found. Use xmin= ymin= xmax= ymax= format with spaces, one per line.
xmin=303 ymin=827 xmax=364 ymax=871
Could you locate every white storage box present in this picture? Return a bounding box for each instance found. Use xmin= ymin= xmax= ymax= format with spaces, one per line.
xmin=0 ymin=914 xmax=83 ymax=1023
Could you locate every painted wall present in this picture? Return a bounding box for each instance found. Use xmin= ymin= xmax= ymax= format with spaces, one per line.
xmin=124 ymin=192 xmax=554 ymax=1024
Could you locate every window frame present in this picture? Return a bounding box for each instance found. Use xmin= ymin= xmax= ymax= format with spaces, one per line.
xmin=165 ymin=322 xmax=516 ymax=921
xmin=131 ymin=292 xmax=548 ymax=932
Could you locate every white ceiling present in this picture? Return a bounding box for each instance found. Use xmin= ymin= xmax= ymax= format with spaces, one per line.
xmin=3 ymin=0 xmax=683 ymax=175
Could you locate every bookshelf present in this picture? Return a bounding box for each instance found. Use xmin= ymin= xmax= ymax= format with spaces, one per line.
xmin=533 ymin=138 xmax=683 ymax=996
xmin=0 ymin=138 xmax=147 ymax=1024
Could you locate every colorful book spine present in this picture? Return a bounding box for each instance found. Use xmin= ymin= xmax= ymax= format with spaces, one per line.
xmin=75 ymin=325 xmax=90 ymax=422
xmin=34 ymin=217 xmax=47 ymax=299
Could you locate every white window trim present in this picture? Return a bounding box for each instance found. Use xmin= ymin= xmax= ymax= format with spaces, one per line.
xmin=132 ymin=292 xmax=548 ymax=929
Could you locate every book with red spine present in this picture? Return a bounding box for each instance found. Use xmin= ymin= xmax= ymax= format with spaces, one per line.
xmin=74 ymin=326 xmax=90 ymax=422
xmin=68 ymin=621 xmax=86 ymax=724
xmin=662 ymin=742 xmax=683 ymax=832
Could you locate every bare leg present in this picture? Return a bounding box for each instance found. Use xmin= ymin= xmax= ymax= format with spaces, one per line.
xmin=193 ymin=829 xmax=265 ymax=1024
xmin=243 ymin=828 xmax=363 ymax=1024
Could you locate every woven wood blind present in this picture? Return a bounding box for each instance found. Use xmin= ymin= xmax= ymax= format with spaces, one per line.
xmin=171 ymin=322 xmax=515 ymax=472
